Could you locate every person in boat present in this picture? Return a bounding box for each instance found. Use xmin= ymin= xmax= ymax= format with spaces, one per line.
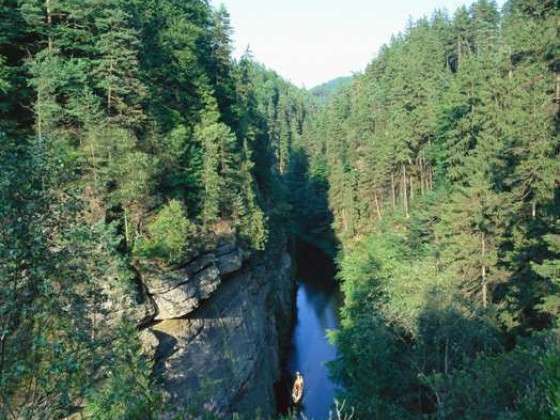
xmin=292 ymin=371 xmax=304 ymax=404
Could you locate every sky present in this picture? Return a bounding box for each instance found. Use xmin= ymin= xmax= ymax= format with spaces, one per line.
xmin=210 ymin=0 xmax=507 ymax=88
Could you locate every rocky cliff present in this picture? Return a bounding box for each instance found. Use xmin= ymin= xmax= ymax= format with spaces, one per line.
xmin=134 ymin=235 xmax=295 ymax=417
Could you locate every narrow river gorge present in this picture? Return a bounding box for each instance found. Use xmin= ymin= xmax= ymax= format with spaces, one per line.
xmin=277 ymin=243 xmax=342 ymax=419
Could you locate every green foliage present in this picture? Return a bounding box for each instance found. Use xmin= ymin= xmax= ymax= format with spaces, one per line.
xmin=0 ymin=0 xmax=312 ymax=416
xmin=519 ymin=340 xmax=560 ymax=419
xmin=195 ymin=91 xmax=239 ymax=226
xmin=531 ymin=233 xmax=560 ymax=319
xmin=332 ymin=226 xmax=505 ymax=417
xmin=426 ymin=332 xmax=559 ymax=419
xmin=134 ymin=200 xmax=192 ymax=264
xmin=85 ymin=323 xmax=160 ymax=420
xmin=5 ymin=0 xmax=559 ymax=416
xmin=310 ymin=76 xmax=353 ymax=104
xmin=297 ymin=1 xmax=560 ymax=418
xmin=0 ymin=56 xmax=9 ymax=94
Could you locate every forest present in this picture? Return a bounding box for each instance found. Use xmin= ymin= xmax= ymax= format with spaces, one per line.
xmin=1 ymin=0 xmax=559 ymax=418
xmin=297 ymin=0 xmax=560 ymax=418
xmin=0 ymin=0 xmax=308 ymax=417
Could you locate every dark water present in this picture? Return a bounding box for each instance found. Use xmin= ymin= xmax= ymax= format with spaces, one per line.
xmin=277 ymin=243 xmax=341 ymax=420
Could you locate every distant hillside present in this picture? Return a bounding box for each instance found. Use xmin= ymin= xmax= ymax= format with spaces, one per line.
xmin=310 ymin=76 xmax=353 ymax=103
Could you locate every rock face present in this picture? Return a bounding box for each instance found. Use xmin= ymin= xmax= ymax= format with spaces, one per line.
xmin=151 ymin=265 xmax=221 ymax=321
xmin=138 ymin=236 xmax=295 ymax=417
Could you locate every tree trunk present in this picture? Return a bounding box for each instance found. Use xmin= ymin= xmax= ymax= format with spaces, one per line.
xmin=91 ymin=312 xmax=96 ymax=341
xmin=124 ymin=206 xmax=130 ymax=250
xmin=419 ymin=156 xmax=425 ymax=195
xmin=46 ymin=0 xmax=53 ymax=52
xmin=374 ymin=190 xmax=382 ymax=220
xmin=402 ymin=164 xmax=409 ymax=218
xmin=444 ymin=338 xmax=449 ymax=375
xmin=481 ymin=232 xmax=487 ymax=309
xmin=107 ymin=59 xmax=114 ymax=113
xmin=457 ymin=39 xmax=462 ymax=70
xmin=410 ymin=175 xmax=415 ymax=202
xmin=0 ymin=331 xmax=6 ymax=385
xmin=391 ymin=172 xmax=396 ymax=210
xmin=555 ymin=73 xmax=560 ymax=116
xmin=37 ymin=94 xmax=43 ymax=141
xmin=429 ymin=165 xmax=434 ymax=191
xmin=532 ymin=200 xmax=537 ymax=219
xmin=90 ymin=144 xmax=98 ymax=191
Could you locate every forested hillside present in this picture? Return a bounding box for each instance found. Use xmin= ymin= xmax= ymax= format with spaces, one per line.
xmin=310 ymin=76 xmax=353 ymax=104
xmin=0 ymin=0 xmax=310 ymax=417
xmin=298 ymin=0 xmax=560 ymax=417
xmin=2 ymin=0 xmax=560 ymax=418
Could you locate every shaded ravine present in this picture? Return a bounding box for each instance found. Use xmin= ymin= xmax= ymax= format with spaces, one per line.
xmin=277 ymin=242 xmax=342 ymax=419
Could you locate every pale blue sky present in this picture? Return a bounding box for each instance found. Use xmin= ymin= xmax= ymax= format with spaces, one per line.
xmin=211 ymin=0 xmax=506 ymax=88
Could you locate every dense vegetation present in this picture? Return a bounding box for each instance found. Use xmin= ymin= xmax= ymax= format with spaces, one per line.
xmin=310 ymin=76 xmax=353 ymax=105
xmin=296 ymin=0 xmax=560 ymax=417
xmin=2 ymin=0 xmax=560 ymax=418
xmin=0 ymin=0 xmax=309 ymax=417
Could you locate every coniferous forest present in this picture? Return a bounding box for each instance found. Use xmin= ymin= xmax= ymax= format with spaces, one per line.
xmin=299 ymin=0 xmax=560 ymax=418
xmin=0 ymin=0 xmax=308 ymax=417
xmin=1 ymin=0 xmax=560 ymax=419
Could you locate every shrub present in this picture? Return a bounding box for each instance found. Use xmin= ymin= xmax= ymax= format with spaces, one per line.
xmin=134 ymin=200 xmax=192 ymax=264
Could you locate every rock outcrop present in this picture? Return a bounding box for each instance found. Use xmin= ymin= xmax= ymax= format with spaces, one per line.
xmin=137 ymin=236 xmax=295 ymax=417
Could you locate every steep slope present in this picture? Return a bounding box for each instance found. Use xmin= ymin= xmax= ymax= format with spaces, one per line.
xmin=298 ymin=1 xmax=560 ymax=418
xmin=135 ymin=233 xmax=294 ymax=416
xmin=0 ymin=1 xmax=312 ymax=417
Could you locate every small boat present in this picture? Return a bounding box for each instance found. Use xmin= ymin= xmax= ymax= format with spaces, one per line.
xmin=292 ymin=371 xmax=304 ymax=405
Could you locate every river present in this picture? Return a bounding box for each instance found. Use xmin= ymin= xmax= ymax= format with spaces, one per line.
xmin=277 ymin=242 xmax=342 ymax=420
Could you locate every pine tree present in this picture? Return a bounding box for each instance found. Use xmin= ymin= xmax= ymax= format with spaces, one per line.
xmin=93 ymin=0 xmax=146 ymax=127
xmin=196 ymin=90 xmax=239 ymax=227
xmin=210 ymin=4 xmax=236 ymax=127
